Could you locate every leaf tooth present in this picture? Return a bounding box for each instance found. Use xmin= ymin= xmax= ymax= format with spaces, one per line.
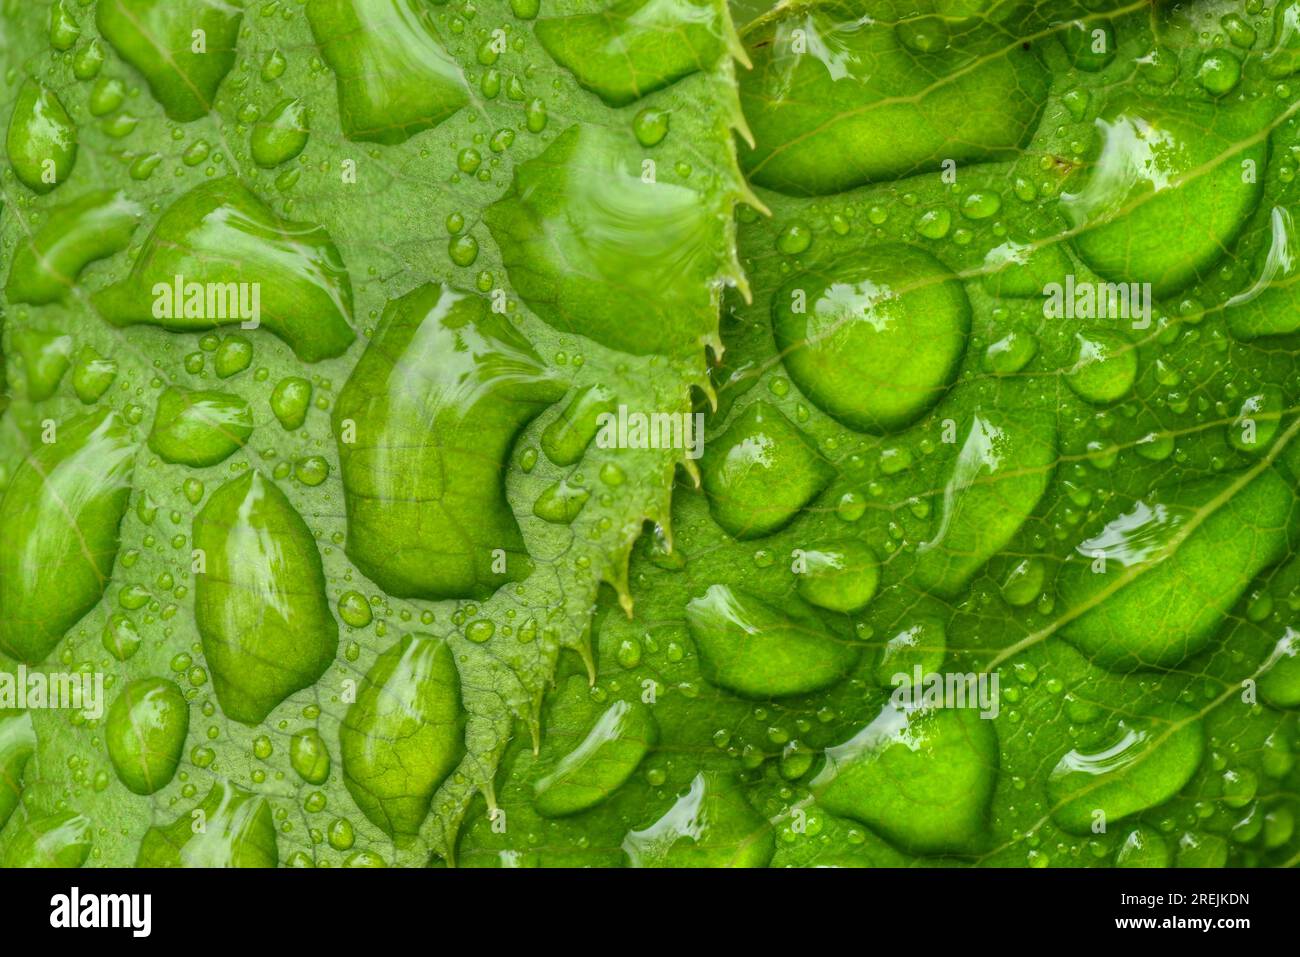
xmin=680 ymin=458 xmax=702 ymax=489
xmin=576 ymin=632 xmax=598 ymax=685
xmin=719 ymin=0 xmax=751 ymax=71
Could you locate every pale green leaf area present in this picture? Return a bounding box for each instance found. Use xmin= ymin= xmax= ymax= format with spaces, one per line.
xmin=0 ymin=0 xmax=749 ymax=866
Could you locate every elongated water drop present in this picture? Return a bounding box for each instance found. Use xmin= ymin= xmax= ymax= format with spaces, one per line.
xmin=796 ymin=541 xmax=879 ymax=613
xmin=1226 ymin=207 xmax=1300 ymax=340
xmin=193 ymin=472 xmax=338 ymax=723
xmin=93 ymin=178 xmax=355 ymax=362
xmin=105 ymin=678 xmax=189 ymax=795
xmin=307 ymin=0 xmax=468 ymax=145
xmin=5 ymin=190 xmax=141 ymax=305
xmin=6 ymin=80 xmax=77 ymax=194
xmin=334 ymin=283 xmax=563 ymax=601
xmin=542 ymin=385 xmax=617 ymax=466
xmin=96 ymin=0 xmax=242 ymax=121
xmin=290 ymin=728 xmax=331 ymax=785
xmin=913 ymin=387 xmax=1057 ymax=598
xmin=136 ymin=781 xmax=277 ymax=867
xmin=339 ymin=633 xmax=464 ymax=839
xmin=0 ymin=411 xmax=134 ymax=663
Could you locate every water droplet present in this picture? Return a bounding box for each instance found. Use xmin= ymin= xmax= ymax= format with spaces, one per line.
xmin=251 ymin=97 xmax=309 ymax=168
xmin=774 ymin=246 xmax=970 ymax=432
xmin=0 ymin=411 xmax=134 ymax=663
xmin=633 ymin=107 xmax=670 ymax=147
xmin=193 ymin=472 xmax=338 ymax=723
xmin=335 ymin=283 xmax=564 ymax=599
xmin=93 ymin=178 xmax=356 ymax=361
xmin=685 ymin=585 xmax=858 ymax=696
xmin=1049 ymin=703 xmax=1204 ymax=833
xmin=96 ymin=0 xmax=242 ymax=121
xmin=622 ymin=772 xmax=773 ymax=867
xmin=148 ymin=387 xmax=253 ymax=467
xmin=536 ymin=0 xmax=723 ymax=107
xmin=813 ymin=701 xmax=997 ymax=853
xmin=340 ymin=634 xmax=464 ymax=838
xmin=700 ymin=401 xmax=833 ymax=539
xmin=6 ymin=80 xmax=77 ymax=194
xmin=106 ymin=678 xmax=189 ymax=795
xmin=307 ymin=0 xmax=469 ymax=144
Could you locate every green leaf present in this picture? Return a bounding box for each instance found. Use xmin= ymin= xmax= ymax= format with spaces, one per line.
xmin=6 ymin=0 xmax=1300 ymax=872
xmin=0 ymin=0 xmax=750 ymax=866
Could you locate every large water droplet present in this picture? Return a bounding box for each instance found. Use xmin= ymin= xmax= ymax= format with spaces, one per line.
xmin=685 ymin=584 xmax=858 ymax=697
xmin=535 ymin=0 xmax=723 ymax=107
xmin=0 ymin=411 xmax=134 ymax=663
xmin=250 ymin=98 xmax=309 ymax=168
xmin=534 ymin=683 xmax=657 ymax=818
xmin=334 ymin=283 xmax=564 ymax=600
xmin=307 ymin=0 xmax=468 ymax=145
xmin=136 ymin=781 xmax=277 ymax=866
xmin=1 ymin=810 xmax=92 ymax=867
xmin=1259 ymin=627 xmax=1300 ymax=709
xmin=13 ymin=330 xmax=72 ymax=401
xmin=796 ymin=540 xmax=879 ymax=613
xmin=1048 ymin=703 xmax=1203 ymax=834
xmin=1060 ymin=468 xmax=1293 ymax=670
xmin=740 ymin=9 xmax=1049 ymax=195
xmin=147 ymin=387 xmax=253 ymax=467
xmin=622 ymin=771 xmax=773 ymax=867
xmin=0 ymin=714 xmax=35 ymax=832
xmin=1065 ymin=331 xmax=1138 ymax=405
xmin=486 ymin=125 xmax=725 ymax=356
xmin=290 ymin=727 xmax=331 ymax=785
xmin=5 ymin=80 xmax=77 ymax=194
xmin=193 ymin=472 xmax=338 ymax=723
xmin=5 ymin=190 xmax=141 ymax=305
xmin=541 ymin=385 xmax=616 ymax=467
xmin=93 ymin=178 xmax=356 ymax=362
xmin=105 ymin=678 xmax=189 ymax=795
xmin=1226 ymin=207 xmax=1300 ymax=340
xmin=339 ymin=633 xmax=464 ymax=839
xmin=812 ymin=701 xmax=998 ymax=854
xmin=773 ymin=245 xmax=970 ymax=433
xmin=96 ymin=0 xmax=242 ymax=121
xmin=913 ymin=389 xmax=1057 ymax=598
xmin=1060 ymin=97 xmax=1266 ymax=297
xmin=700 ymin=401 xmax=833 ymax=540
